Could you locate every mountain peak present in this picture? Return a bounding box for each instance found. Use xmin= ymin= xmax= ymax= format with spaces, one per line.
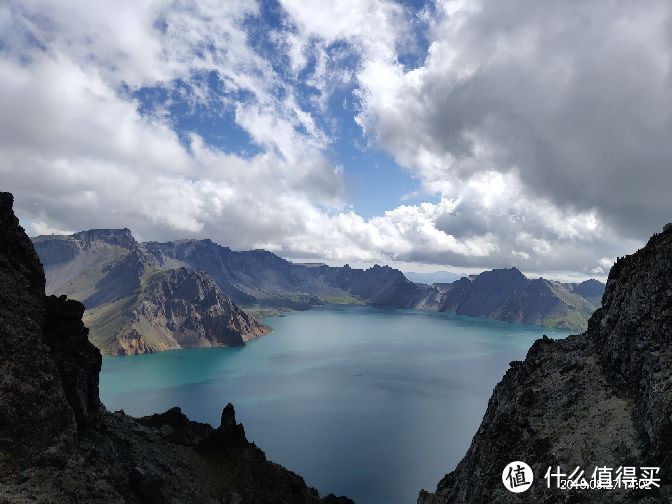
xmin=473 ymin=266 xmax=527 ymax=284
xmin=72 ymin=228 xmax=138 ymax=250
xmin=368 ymin=264 xmax=394 ymax=272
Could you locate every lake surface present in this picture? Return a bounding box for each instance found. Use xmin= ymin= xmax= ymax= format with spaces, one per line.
xmin=100 ymin=305 xmax=570 ymax=504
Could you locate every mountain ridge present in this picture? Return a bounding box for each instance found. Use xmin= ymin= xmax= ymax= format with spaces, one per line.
xmin=33 ymin=229 xmax=605 ymax=355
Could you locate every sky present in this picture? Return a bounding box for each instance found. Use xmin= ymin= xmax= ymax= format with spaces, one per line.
xmin=2 ymin=0 xmax=671 ymax=280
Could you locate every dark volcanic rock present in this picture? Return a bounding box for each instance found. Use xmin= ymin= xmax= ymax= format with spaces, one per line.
xmin=202 ymin=403 xmax=249 ymax=450
xmin=43 ymin=294 xmax=102 ymax=430
xmin=0 ymin=192 xmax=350 ymax=503
xmin=419 ymin=225 xmax=672 ymax=503
xmin=0 ymin=192 xmax=76 ymax=471
xmin=591 ymin=229 xmax=672 ymax=469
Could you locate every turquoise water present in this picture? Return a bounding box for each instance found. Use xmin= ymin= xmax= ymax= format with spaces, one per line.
xmin=100 ymin=305 xmax=570 ymax=504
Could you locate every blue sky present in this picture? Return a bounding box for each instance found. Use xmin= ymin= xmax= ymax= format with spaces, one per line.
xmin=3 ymin=0 xmax=670 ymax=279
xmin=130 ymin=0 xmax=432 ymax=220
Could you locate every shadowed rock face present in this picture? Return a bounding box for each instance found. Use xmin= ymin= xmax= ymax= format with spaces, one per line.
xmin=43 ymin=294 xmax=102 ymax=430
xmin=0 ymin=192 xmax=76 ymax=471
xmin=418 ymin=225 xmax=672 ymax=504
xmin=0 ymin=192 xmax=352 ymax=504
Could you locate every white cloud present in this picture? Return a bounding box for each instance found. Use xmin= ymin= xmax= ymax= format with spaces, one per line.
xmin=353 ymin=0 xmax=672 ymax=241
xmin=273 ymin=0 xmax=661 ymax=275
xmin=0 ymin=0 xmax=654 ymax=279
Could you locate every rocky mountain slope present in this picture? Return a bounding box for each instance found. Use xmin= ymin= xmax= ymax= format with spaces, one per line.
xmin=0 ymin=192 xmax=351 ymax=504
xmin=34 ymin=231 xmax=603 ymax=346
xmin=435 ymin=267 xmax=602 ymax=330
xmin=32 ymin=231 xmax=268 ymax=355
xmin=418 ymin=224 xmax=672 ymax=503
xmin=143 ymin=238 xmax=434 ymax=309
xmin=86 ymin=266 xmax=269 ymax=355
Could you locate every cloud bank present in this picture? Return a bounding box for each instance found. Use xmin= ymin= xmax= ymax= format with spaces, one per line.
xmin=2 ymin=0 xmax=666 ymax=278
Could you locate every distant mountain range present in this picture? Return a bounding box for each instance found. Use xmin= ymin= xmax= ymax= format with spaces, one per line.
xmin=32 ymin=229 xmax=604 ymax=355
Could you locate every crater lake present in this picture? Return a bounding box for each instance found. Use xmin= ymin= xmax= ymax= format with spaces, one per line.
xmin=100 ymin=305 xmax=570 ymax=504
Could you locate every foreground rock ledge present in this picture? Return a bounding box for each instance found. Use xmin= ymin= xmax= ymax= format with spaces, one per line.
xmin=419 ymin=224 xmax=672 ymax=503
xmin=0 ymin=192 xmax=352 ymax=504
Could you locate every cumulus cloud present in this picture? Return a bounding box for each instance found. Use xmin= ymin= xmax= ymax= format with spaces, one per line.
xmin=270 ymin=0 xmax=650 ymax=274
xmin=355 ymin=0 xmax=672 ymax=241
xmin=0 ymin=0 xmax=657 ymax=278
xmin=1 ymin=1 xmax=343 ymax=236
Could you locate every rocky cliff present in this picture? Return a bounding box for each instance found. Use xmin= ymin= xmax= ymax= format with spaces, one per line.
xmin=0 ymin=192 xmax=351 ymax=503
xmin=418 ymin=224 xmax=672 ymax=503
xmin=112 ymin=267 xmax=269 ymax=355
xmin=0 ymin=192 xmax=77 ymax=472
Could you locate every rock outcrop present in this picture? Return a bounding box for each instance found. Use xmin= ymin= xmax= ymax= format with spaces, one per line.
xmin=0 ymin=192 xmax=352 ymax=503
xmin=0 ymin=192 xmax=76 ymax=472
xmin=114 ymin=267 xmax=269 ymax=355
xmin=43 ymin=294 xmax=102 ymax=430
xmin=418 ymin=225 xmax=672 ymax=503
